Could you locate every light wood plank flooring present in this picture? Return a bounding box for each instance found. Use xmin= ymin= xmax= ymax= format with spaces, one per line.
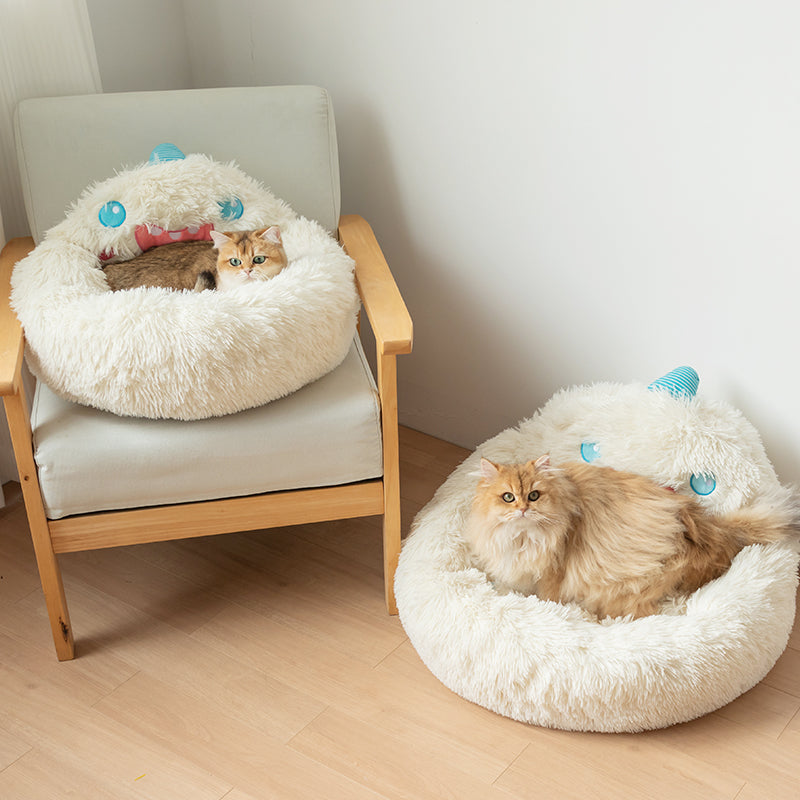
xmin=0 ymin=426 xmax=798 ymax=798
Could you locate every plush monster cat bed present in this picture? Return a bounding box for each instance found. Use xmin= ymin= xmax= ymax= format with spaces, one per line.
xmin=395 ymin=367 xmax=800 ymax=732
xmin=10 ymin=144 xmax=359 ymax=419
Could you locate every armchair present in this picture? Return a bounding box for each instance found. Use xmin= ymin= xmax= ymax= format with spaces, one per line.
xmin=0 ymin=86 xmax=412 ymax=661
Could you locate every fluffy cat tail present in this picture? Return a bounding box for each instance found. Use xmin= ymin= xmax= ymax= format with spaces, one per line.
xmin=680 ymin=487 xmax=800 ymax=573
xmin=729 ymin=488 xmax=799 ymax=543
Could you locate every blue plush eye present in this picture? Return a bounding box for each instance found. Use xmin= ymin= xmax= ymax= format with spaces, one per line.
xmin=580 ymin=442 xmax=601 ymax=463
xmin=218 ymin=196 xmax=244 ymax=221
xmin=98 ymin=201 xmax=126 ymax=227
xmin=690 ymin=473 xmax=717 ymax=495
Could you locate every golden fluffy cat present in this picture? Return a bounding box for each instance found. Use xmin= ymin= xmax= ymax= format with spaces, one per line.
xmin=103 ymin=227 xmax=288 ymax=291
xmin=464 ymin=455 xmax=798 ymax=619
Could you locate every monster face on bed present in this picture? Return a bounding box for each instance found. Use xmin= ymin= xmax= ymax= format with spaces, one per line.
xmin=57 ymin=143 xmax=295 ymax=268
xmin=518 ymin=366 xmax=781 ymax=515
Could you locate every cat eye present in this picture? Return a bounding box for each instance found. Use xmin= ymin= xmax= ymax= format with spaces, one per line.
xmin=253 ymin=256 xmax=267 ymax=264
xmin=229 ymin=258 xmax=242 ymax=267
xmin=528 ymin=491 xmax=540 ymax=502
xmin=501 ymin=492 xmax=515 ymax=503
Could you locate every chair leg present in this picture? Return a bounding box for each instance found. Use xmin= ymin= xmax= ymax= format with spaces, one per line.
xmin=27 ymin=514 xmax=75 ymax=661
xmin=4 ymin=390 xmax=75 ymax=660
xmin=378 ymin=353 xmax=401 ymax=614
xmin=382 ymin=495 xmax=401 ymax=616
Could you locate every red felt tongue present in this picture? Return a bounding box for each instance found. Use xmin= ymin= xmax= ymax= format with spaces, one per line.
xmin=134 ymin=223 xmax=214 ymax=252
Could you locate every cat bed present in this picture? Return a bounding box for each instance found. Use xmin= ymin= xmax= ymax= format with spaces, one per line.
xmin=10 ymin=144 xmax=359 ymax=420
xmin=395 ymin=368 xmax=800 ymax=732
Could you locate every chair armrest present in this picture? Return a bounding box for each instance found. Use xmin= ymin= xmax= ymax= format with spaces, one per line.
xmin=0 ymin=237 xmax=33 ymax=395
xmin=339 ymin=214 xmax=413 ymax=357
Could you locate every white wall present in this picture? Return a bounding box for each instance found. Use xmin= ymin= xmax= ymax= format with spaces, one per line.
xmin=86 ymin=0 xmax=192 ymax=92
xmin=95 ymin=2 xmax=800 ymax=483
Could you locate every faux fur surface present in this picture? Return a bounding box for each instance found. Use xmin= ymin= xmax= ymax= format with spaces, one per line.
xmin=10 ymin=151 xmax=359 ymax=419
xmin=395 ymin=372 xmax=800 ymax=732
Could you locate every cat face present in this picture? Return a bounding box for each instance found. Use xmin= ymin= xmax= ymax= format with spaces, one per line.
xmin=466 ymin=455 xmax=576 ymax=592
xmin=211 ymin=227 xmax=288 ymax=290
xmin=475 ymin=455 xmax=560 ymax=526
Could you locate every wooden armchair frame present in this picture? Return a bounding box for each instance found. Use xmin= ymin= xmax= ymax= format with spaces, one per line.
xmin=0 ymin=214 xmax=412 ymax=661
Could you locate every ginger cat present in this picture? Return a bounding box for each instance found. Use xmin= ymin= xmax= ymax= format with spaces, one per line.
xmin=103 ymin=227 xmax=288 ymax=291
xmin=464 ymin=455 xmax=798 ymax=619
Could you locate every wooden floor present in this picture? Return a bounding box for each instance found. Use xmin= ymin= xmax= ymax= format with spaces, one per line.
xmin=0 ymin=427 xmax=798 ymax=799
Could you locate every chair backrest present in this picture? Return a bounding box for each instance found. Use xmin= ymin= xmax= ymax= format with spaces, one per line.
xmin=14 ymin=85 xmax=341 ymax=243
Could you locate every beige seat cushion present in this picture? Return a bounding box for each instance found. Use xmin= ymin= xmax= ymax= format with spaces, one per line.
xmin=33 ymin=339 xmax=382 ymax=520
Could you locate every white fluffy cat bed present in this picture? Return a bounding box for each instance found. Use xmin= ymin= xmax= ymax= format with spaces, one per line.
xmin=395 ymin=367 xmax=800 ymax=732
xmin=10 ymin=144 xmax=359 ymax=419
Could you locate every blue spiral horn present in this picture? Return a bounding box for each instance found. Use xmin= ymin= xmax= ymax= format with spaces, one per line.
xmin=647 ymin=366 xmax=699 ymax=399
xmin=149 ymin=143 xmax=186 ymax=163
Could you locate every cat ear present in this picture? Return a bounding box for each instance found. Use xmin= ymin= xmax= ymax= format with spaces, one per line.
xmin=533 ymin=454 xmax=552 ymax=470
xmin=479 ymin=458 xmax=500 ymax=480
xmin=210 ymin=230 xmax=231 ymax=249
xmin=260 ymin=226 xmax=282 ymax=244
